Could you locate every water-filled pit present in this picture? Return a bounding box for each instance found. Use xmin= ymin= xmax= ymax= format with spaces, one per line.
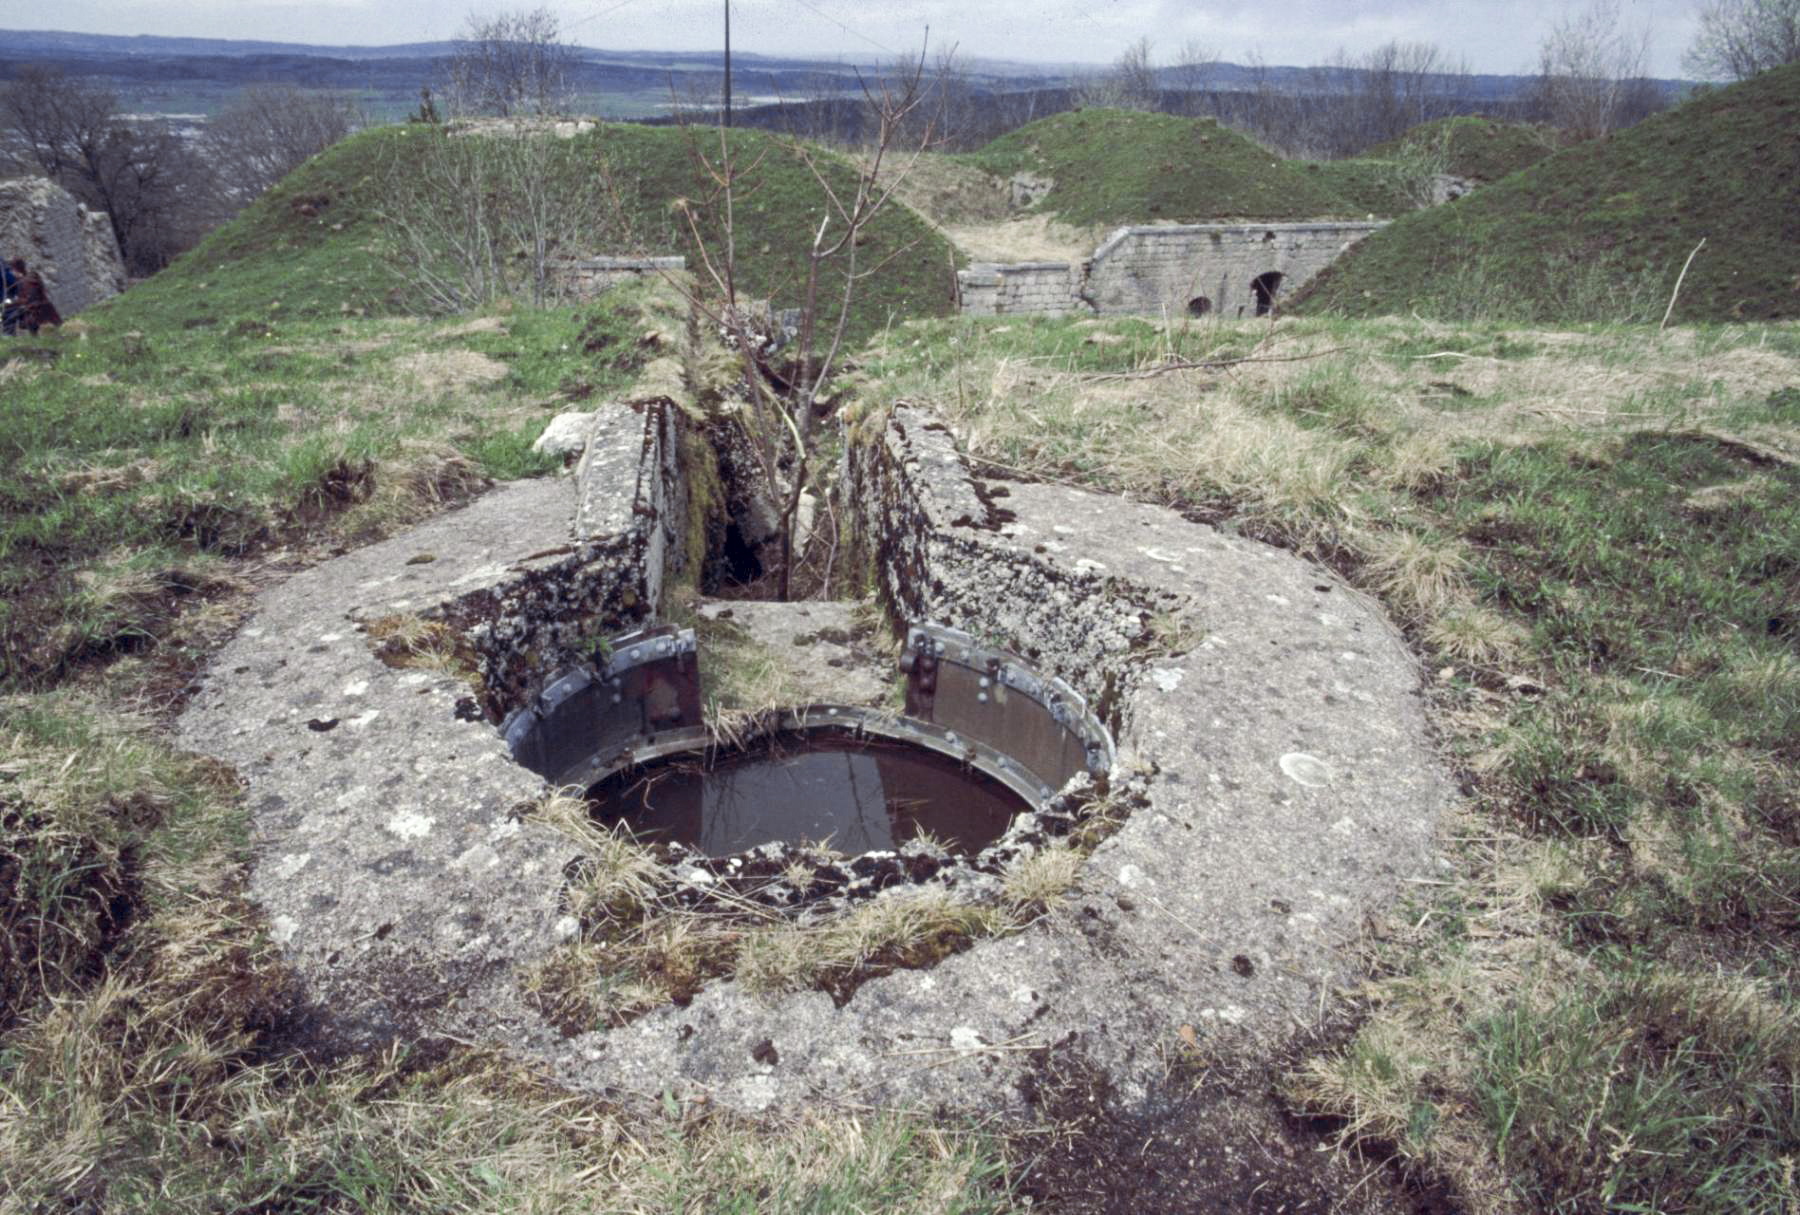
xmin=502 ymin=622 xmax=1117 ymax=874
xmin=591 ymin=728 xmax=1032 ymax=856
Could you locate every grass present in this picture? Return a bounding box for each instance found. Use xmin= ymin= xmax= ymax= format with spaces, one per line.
xmin=1363 ymin=115 xmax=1560 ymax=184
xmin=852 ymin=307 xmax=1800 ymax=1212
xmin=965 ymin=108 xmax=1375 ymax=227
xmin=0 ymin=261 xmax=685 ymax=690
xmin=1292 ymin=62 xmax=1800 ymax=324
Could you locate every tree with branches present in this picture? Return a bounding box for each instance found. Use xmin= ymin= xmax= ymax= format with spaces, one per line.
xmin=1527 ymin=0 xmax=1665 ymax=141
xmin=673 ymin=46 xmax=939 ymax=598
xmin=0 ymin=65 xmax=205 ymax=274
xmin=1307 ymin=40 xmax=1469 ymax=158
xmin=1685 ymin=0 xmax=1800 ymax=79
xmin=446 ymin=7 xmax=574 ymax=117
xmin=202 ymin=86 xmax=362 ymax=204
xmin=1076 ymin=36 xmax=1160 ymax=111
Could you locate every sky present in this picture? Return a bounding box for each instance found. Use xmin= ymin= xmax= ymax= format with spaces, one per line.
xmin=9 ymin=0 xmax=1704 ymax=78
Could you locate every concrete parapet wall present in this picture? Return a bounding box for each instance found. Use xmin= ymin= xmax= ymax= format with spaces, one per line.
xmin=457 ymin=389 xmax=691 ymax=719
xmin=550 ymin=255 xmax=686 ymax=301
xmin=957 ymin=221 xmax=1384 ymax=319
xmin=0 ymin=176 xmax=128 ymax=316
xmin=845 ymin=405 xmax=1177 ymax=705
xmin=958 ymin=261 xmax=1086 ymax=317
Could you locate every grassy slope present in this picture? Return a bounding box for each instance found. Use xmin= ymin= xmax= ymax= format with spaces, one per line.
xmin=854 ymin=310 xmax=1800 ymax=1212
xmin=1303 ymin=120 xmax=1556 ymax=217
xmin=966 ymin=109 xmax=1368 ymax=226
xmin=1293 ymin=64 xmax=1800 ymax=323
xmin=600 ymin=124 xmax=960 ymax=345
xmin=126 ymin=122 xmax=958 ymax=346
xmin=1364 ymin=115 xmax=1558 ymax=182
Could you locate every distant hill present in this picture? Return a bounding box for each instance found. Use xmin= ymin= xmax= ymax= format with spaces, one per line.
xmin=1291 ymin=63 xmax=1800 ymax=323
xmin=0 ymin=28 xmax=1074 ymax=118
xmin=4 ymin=29 xmax=1679 ymax=128
xmin=965 ymin=109 xmax=1373 ymax=225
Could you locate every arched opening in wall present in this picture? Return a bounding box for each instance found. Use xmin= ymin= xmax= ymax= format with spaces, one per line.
xmin=1250 ymin=271 xmax=1284 ymax=317
xmin=1186 ymin=296 xmax=1212 ymax=317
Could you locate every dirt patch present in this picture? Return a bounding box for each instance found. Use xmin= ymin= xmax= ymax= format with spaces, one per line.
xmin=435 ymin=316 xmax=510 ymax=339
xmin=879 ymin=151 xmax=1013 ymax=228
xmin=392 ymin=349 xmax=510 ymax=393
xmin=1014 ymin=1043 xmax=1449 ymax=1214
xmin=945 ymin=214 xmax=1101 ymax=264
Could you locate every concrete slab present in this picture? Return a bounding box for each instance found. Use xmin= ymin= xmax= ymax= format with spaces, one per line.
xmin=175 ymin=403 xmax=1449 ymax=1119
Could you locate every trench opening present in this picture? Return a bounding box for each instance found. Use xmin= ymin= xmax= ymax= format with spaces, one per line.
xmin=590 ymin=728 xmax=1029 ymax=857
xmin=708 ymin=520 xmax=765 ymax=591
xmin=697 ymin=417 xmax=787 ymax=598
xmin=1251 ymin=271 xmax=1284 ymax=316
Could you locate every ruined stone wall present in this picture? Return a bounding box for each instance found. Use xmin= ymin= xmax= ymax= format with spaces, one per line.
xmin=956 ymin=221 xmax=1385 ymax=319
xmin=845 ymin=405 xmax=1179 ymax=710
xmin=958 ymin=262 xmax=1087 ymax=317
xmin=549 ymin=256 xmax=687 ymax=301
xmin=0 ymin=176 xmax=128 ymax=316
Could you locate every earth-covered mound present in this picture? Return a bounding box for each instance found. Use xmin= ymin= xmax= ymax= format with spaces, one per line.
xmin=1291 ymin=64 xmax=1800 ymax=323
xmin=967 ymin=108 xmax=1367 ymax=226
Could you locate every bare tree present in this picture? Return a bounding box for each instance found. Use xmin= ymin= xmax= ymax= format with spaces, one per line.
xmin=202 ymin=86 xmax=361 ymax=204
xmin=1167 ymin=38 xmax=1219 ymax=115
xmin=1076 ymin=36 xmax=1160 ymax=111
xmin=1685 ymin=0 xmax=1800 ymax=79
xmin=673 ymin=48 xmax=938 ymax=598
xmin=1297 ymin=41 xmax=1470 ymax=158
xmin=1528 ymin=0 xmax=1663 ymax=140
xmin=0 ymin=65 xmax=209 ymax=274
xmin=926 ymin=45 xmax=980 ymax=150
xmin=374 ymin=128 xmax=641 ymax=312
xmin=446 ymin=7 xmax=574 ymax=117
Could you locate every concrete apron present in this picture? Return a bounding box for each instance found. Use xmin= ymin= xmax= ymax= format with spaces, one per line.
xmin=176 ymin=400 xmax=1449 ymax=1116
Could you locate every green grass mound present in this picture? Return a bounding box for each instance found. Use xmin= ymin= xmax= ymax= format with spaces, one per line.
xmin=115 ymin=122 xmax=956 ymax=346
xmin=967 ymin=108 xmax=1364 ymax=227
xmin=1365 ymin=115 xmax=1558 ymax=183
xmin=1295 ymin=159 xmax=1415 ymax=216
xmin=1301 ymin=118 xmax=1559 ymax=217
xmin=1292 ymin=64 xmax=1800 ymax=323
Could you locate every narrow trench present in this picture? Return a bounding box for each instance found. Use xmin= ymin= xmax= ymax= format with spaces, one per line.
xmin=706 ymin=520 xmax=765 ymax=593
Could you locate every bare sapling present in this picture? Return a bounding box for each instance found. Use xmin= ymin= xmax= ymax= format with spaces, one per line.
xmin=670 ymin=43 xmax=940 ymax=600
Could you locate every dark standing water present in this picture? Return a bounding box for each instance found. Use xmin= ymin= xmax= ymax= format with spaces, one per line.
xmin=590 ymin=734 xmax=1029 ymax=856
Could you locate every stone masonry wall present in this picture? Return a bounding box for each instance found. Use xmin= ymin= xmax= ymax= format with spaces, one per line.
xmin=957 ymin=262 xmax=1086 ymax=317
xmin=0 ymin=176 xmax=128 ymax=316
xmin=958 ymin=221 xmax=1384 ymax=319
xmin=550 ymin=256 xmax=687 ymax=301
